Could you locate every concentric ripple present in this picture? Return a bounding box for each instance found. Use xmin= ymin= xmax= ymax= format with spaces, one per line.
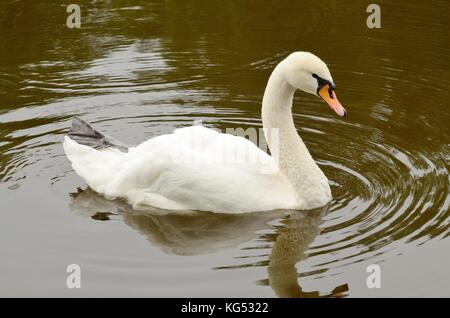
xmin=311 ymin=120 xmax=449 ymax=271
xmin=0 ymin=0 xmax=449 ymax=297
xmin=206 ymin=113 xmax=449 ymax=286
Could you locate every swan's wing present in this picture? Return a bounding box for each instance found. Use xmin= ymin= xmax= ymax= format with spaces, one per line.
xmin=132 ymin=126 xmax=275 ymax=169
xmin=117 ymin=126 xmax=295 ymax=211
xmin=64 ymin=125 xmax=296 ymax=212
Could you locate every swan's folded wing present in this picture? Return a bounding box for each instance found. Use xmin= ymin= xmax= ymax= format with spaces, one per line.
xmin=111 ymin=127 xmax=295 ymax=212
xmin=65 ymin=126 xmax=297 ymax=212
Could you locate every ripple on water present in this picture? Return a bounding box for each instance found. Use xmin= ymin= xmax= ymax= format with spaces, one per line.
xmin=202 ymin=113 xmax=448 ymax=284
xmin=304 ymin=119 xmax=449 ymax=273
xmin=1 ymin=106 xmax=448 ymax=259
xmin=0 ymin=17 xmax=449 ymax=295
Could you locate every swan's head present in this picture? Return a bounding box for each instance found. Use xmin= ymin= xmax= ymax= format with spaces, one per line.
xmin=281 ymin=52 xmax=347 ymax=117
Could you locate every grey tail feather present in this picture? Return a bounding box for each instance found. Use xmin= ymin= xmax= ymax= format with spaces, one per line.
xmin=68 ymin=117 xmax=128 ymax=152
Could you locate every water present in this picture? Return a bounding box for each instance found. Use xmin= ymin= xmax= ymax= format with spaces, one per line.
xmin=0 ymin=0 xmax=449 ymax=297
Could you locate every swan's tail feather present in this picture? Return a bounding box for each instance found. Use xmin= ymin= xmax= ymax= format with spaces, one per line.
xmin=68 ymin=117 xmax=128 ymax=152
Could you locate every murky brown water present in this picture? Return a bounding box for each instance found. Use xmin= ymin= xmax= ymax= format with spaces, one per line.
xmin=0 ymin=0 xmax=449 ymax=297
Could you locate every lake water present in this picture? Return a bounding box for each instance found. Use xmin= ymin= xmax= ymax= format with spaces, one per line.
xmin=0 ymin=0 xmax=449 ymax=297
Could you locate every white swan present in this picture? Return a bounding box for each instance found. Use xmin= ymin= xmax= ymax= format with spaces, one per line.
xmin=63 ymin=52 xmax=346 ymax=213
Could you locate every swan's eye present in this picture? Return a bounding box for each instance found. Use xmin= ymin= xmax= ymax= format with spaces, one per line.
xmin=312 ymin=73 xmax=318 ymax=78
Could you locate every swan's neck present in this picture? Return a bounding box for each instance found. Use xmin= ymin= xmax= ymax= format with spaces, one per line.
xmin=262 ymin=65 xmax=330 ymax=208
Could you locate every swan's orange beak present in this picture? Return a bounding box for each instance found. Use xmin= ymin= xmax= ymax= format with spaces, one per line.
xmin=319 ymin=84 xmax=347 ymax=117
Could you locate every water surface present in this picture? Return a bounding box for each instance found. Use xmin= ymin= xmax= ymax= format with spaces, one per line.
xmin=0 ymin=0 xmax=449 ymax=297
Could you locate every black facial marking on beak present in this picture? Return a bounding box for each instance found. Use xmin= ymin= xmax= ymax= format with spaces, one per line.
xmin=312 ymin=73 xmax=336 ymax=94
xmin=328 ymin=88 xmax=334 ymax=99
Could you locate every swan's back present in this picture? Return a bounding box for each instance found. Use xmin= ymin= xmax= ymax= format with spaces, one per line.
xmin=63 ymin=121 xmax=297 ymax=213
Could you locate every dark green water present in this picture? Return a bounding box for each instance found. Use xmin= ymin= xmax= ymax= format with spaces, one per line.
xmin=0 ymin=0 xmax=448 ymax=297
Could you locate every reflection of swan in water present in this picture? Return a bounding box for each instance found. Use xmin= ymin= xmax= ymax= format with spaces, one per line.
xmin=69 ymin=188 xmax=348 ymax=297
xmin=69 ymin=188 xmax=283 ymax=255
xmin=266 ymin=212 xmax=348 ymax=297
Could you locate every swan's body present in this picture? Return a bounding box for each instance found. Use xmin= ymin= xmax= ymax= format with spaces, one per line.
xmin=64 ymin=126 xmax=300 ymax=212
xmin=64 ymin=52 xmax=346 ymax=213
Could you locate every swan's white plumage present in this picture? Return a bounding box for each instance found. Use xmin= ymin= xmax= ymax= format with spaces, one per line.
xmin=64 ymin=126 xmax=299 ymax=212
xmin=64 ymin=52 xmax=338 ymax=213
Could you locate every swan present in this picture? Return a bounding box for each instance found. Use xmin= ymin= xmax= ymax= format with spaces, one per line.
xmin=63 ymin=52 xmax=346 ymax=213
